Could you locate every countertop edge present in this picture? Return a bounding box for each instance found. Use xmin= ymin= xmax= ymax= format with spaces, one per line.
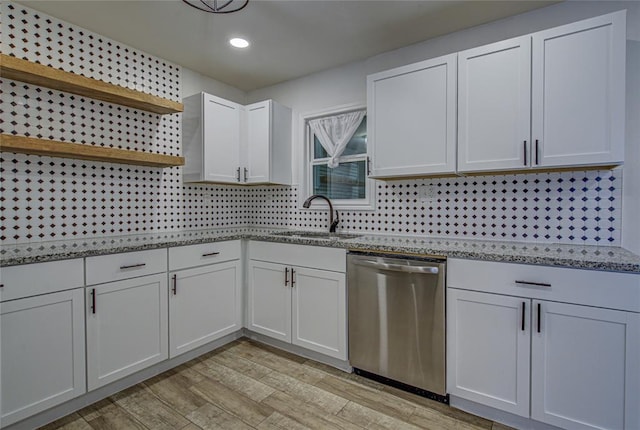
xmin=1 ymin=232 xmax=639 ymax=274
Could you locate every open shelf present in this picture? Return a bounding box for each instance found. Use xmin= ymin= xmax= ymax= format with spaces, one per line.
xmin=0 ymin=54 xmax=183 ymax=114
xmin=0 ymin=134 xmax=185 ymax=168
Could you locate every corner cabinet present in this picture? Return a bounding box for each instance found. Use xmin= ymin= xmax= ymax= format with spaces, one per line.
xmin=367 ymin=53 xmax=457 ymax=178
xmin=247 ymin=241 xmax=347 ymax=360
xmin=0 ymin=260 xmax=86 ymax=427
xmin=244 ymin=100 xmax=292 ymax=185
xmin=183 ymin=93 xmax=242 ymax=183
xmin=183 ymin=93 xmax=292 ymax=185
xmin=458 ymin=11 xmax=625 ymax=173
xmin=447 ymin=258 xmax=640 ymax=430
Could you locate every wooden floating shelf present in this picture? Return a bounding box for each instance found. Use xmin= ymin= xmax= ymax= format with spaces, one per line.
xmin=0 ymin=54 xmax=183 ymax=114
xmin=0 ymin=134 xmax=185 ymax=168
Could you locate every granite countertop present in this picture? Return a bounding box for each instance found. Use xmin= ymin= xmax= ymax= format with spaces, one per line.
xmin=1 ymin=227 xmax=639 ymax=274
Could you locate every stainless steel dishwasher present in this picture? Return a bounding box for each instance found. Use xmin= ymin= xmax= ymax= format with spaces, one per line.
xmin=347 ymin=251 xmax=447 ymax=402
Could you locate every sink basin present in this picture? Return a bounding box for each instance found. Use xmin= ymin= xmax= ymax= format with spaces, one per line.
xmin=272 ymin=231 xmax=360 ymax=240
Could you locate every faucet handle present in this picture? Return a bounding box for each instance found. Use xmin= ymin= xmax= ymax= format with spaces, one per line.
xmin=330 ymin=215 xmax=340 ymax=233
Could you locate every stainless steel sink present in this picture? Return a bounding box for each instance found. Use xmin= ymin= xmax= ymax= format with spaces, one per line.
xmin=272 ymin=231 xmax=360 ymax=240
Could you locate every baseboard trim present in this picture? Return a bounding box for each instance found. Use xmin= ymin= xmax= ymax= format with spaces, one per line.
xmin=450 ymin=396 xmax=563 ymax=430
xmin=242 ymin=329 xmax=352 ymax=372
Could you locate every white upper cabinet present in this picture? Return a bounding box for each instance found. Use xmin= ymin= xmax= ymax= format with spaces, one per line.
xmin=367 ymin=53 xmax=457 ymax=178
xmin=531 ymin=11 xmax=625 ymax=168
xmin=183 ymin=93 xmax=291 ymax=185
xmin=244 ymin=100 xmax=292 ymax=185
xmin=183 ymin=93 xmax=241 ymax=183
xmin=458 ymin=11 xmax=625 ymax=173
xmin=458 ymin=36 xmax=531 ymax=172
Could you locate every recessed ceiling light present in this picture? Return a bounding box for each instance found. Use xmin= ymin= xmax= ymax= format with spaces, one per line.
xmin=230 ymin=38 xmax=249 ymax=48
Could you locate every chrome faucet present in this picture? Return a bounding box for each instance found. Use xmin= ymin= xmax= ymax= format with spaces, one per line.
xmin=303 ymin=194 xmax=340 ymax=233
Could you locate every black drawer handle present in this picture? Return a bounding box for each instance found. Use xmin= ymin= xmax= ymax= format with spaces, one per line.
xmin=521 ymin=301 xmax=526 ymax=331
xmin=91 ymin=288 xmax=96 ymax=314
xmin=285 ymin=267 xmax=289 ymax=286
xmin=291 ymin=268 xmax=296 ymax=287
xmin=120 ymin=263 xmax=146 ymax=270
xmin=515 ymin=280 xmax=551 ymax=288
xmin=172 ymin=274 xmax=177 ymax=295
xmin=523 ymin=140 xmax=527 ymax=166
xmin=202 ymin=252 xmax=220 ymax=257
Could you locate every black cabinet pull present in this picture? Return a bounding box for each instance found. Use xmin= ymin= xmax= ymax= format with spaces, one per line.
xmin=515 ymin=280 xmax=551 ymax=288
xmin=521 ymin=301 xmax=526 ymax=331
xmin=285 ymin=267 xmax=289 ymax=286
xmin=119 ymin=263 xmax=146 ymax=270
xmin=172 ymin=274 xmax=177 ymax=295
xmin=202 ymin=252 xmax=220 ymax=257
xmin=537 ymin=303 xmax=541 ymax=333
xmin=291 ymin=268 xmax=296 ymax=287
xmin=244 ymin=167 xmax=248 ymax=182
xmin=236 ymin=167 xmax=241 ymax=182
xmin=523 ymin=141 xmax=527 ymax=166
xmin=91 ymin=289 xmax=96 ymax=314
xmin=535 ymin=139 xmax=539 ymax=165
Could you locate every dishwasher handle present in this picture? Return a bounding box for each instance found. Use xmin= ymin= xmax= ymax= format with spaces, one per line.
xmin=352 ymin=259 xmax=439 ymax=274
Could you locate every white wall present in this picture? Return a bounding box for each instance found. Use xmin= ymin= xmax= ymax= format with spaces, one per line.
xmin=181 ymin=67 xmax=246 ymax=103
xmin=247 ymin=0 xmax=640 ymax=252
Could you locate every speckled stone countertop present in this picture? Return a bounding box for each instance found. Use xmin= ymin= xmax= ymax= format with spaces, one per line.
xmin=1 ymin=227 xmax=639 ymax=273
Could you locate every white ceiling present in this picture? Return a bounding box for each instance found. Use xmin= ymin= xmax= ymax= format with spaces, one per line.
xmin=16 ymin=0 xmax=558 ymax=91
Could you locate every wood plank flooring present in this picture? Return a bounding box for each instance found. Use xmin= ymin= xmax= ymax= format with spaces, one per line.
xmin=40 ymin=339 xmax=512 ymax=430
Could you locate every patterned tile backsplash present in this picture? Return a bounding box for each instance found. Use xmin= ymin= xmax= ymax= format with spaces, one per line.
xmin=0 ymin=2 xmax=624 ymax=246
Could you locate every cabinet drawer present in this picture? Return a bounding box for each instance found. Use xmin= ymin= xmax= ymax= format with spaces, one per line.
xmin=169 ymin=240 xmax=241 ymax=271
xmin=249 ymin=241 xmax=345 ymax=272
xmin=86 ymin=248 xmax=167 ymax=285
xmin=0 ymin=259 xmax=84 ymax=302
xmin=448 ymin=258 xmax=640 ymax=312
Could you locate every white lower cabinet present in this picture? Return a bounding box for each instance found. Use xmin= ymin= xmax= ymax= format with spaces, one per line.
xmin=247 ymin=242 xmax=347 ymax=360
xmin=1 ymin=288 xmax=86 ymax=427
xmin=86 ymin=273 xmax=169 ymax=390
xmin=169 ymin=260 xmax=242 ymax=358
xmin=447 ymin=289 xmax=530 ymax=417
xmin=531 ymin=301 xmax=640 ymax=430
xmin=291 ymin=266 xmax=346 ymax=359
xmin=447 ymin=258 xmax=640 ymax=430
xmin=247 ymin=260 xmax=292 ymax=343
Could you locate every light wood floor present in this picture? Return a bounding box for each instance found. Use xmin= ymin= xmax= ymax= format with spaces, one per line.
xmin=40 ymin=339 xmax=512 ymax=430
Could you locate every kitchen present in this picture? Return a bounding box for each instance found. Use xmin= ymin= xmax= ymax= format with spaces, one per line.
xmin=0 ymin=1 xmax=639 ymax=429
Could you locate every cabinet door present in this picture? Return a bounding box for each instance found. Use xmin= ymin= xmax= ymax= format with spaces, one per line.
xmin=247 ymin=260 xmax=291 ymax=342
xmin=531 ymin=301 xmax=640 ymax=430
xmin=458 ymin=36 xmax=531 ymax=172
xmin=447 ymin=289 xmax=530 ymax=417
xmin=291 ymin=267 xmax=346 ymax=360
xmin=203 ymin=93 xmax=241 ymax=183
xmin=86 ymin=273 xmax=168 ymax=390
xmin=368 ymin=53 xmax=457 ymax=177
xmin=245 ymin=100 xmax=271 ymax=184
xmin=1 ymin=289 xmax=86 ymax=427
xmin=169 ymin=260 xmax=242 ymax=358
xmin=531 ymin=11 xmax=625 ymax=168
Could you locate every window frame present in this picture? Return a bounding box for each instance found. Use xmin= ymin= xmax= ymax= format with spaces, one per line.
xmin=299 ymin=103 xmax=375 ymax=211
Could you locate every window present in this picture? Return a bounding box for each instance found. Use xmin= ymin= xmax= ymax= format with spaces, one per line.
xmin=304 ymin=108 xmax=374 ymax=210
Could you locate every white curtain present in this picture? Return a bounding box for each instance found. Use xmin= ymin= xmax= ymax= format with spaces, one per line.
xmin=309 ymin=110 xmax=365 ymax=168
